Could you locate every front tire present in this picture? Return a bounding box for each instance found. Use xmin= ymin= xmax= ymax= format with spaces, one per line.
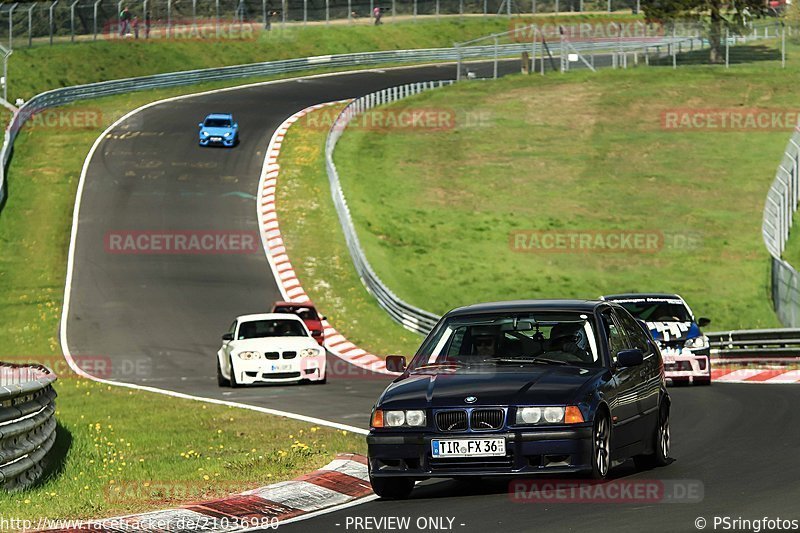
xmin=229 ymin=358 xmax=242 ymax=388
xmin=369 ymin=475 xmax=414 ymax=500
xmin=590 ymin=412 xmax=611 ymax=479
xmin=634 ymin=404 xmax=670 ymax=469
xmin=216 ymin=359 xmax=229 ymax=387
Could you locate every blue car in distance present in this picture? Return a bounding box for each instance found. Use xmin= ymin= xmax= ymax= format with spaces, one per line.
xmin=198 ymin=113 xmax=238 ymax=147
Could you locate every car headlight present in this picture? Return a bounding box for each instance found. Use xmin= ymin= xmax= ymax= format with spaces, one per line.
xmin=300 ymin=348 xmax=322 ymax=357
xmin=236 ymin=351 xmax=262 ymax=360
xmin=385 ymin=410 xmax=406 ymax=427
xmin=684 ymin=336 xmax=709 ymax=350
xmin=371 ymin=409 xmax=427 ymax=428
xmin=201 ymin=130 xmax=210 ymax=137
xmin=516 ymin=406 xmax=583 ymax=425
xmin=223 ymin=132 xmax=231 ymax=137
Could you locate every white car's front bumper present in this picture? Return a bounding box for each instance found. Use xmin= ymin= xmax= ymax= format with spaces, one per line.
xmin=661 ymin=348 xmax=710 ymax=383
xmin=233 ymin=356 xmax=326 ymax=384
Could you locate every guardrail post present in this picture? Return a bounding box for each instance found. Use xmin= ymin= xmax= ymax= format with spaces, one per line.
xmin=167 ymin=0 xmax=172 ymax=38
xmin=414 ymin=0 xmax=417 ymax=21
xmin=70 ymin=0 xmax=77 ymax=42
xmin=303 ymin=0 xmax=307 ymax=25
xmin=392 ymin=0 xmax=395 ymax=21
xmin=192 ymin=0 xmax=197 ymax=33
xmin=436 ymin=0 xmax=439 ymax=18
xmin=347 ymin=0 xmax=352 ymax=22
xmin=216 ymin=0 xmax=220 ymax=37
xmin=27 ymin=4 xmax=34 ymax=48
xmin=92 ymin=0 xmax=100 ymax=42
xmin=49 ymin=1 xmax=57 ymax=45
xmin=493 ymin=36 xmax=498 ymax=79
xmin=459 ymin=0 xmax=463 ymax=16
xmin=483 ymin=0 xmax=487 ymax=18
xmin=282 ymin=0 xmax=286 ymax=28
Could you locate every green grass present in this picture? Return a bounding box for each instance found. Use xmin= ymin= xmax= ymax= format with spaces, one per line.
xmin=276 ymin=103 xmax=423 ymax=356
xmin=10 ymin=14 xmax=637 ymax=100
xmin=0 ymin=79 xmax=370 ymax=519
xmin=333 ymin=43 xmax=799 ymax=331
xmin=0 ymin=379 xmax=364 ymax=520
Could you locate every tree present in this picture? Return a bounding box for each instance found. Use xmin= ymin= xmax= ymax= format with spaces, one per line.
xmin=642 ymin=0 xmax=768 ymax=63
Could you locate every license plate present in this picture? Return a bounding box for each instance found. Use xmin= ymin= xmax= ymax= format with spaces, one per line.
xmin=210 ymin=137 xmax=222 ymax=142
xmin=431 ymin=438 xmax=505 ymax=458
xmin=269 ymin=363 xmax=292 ymax=372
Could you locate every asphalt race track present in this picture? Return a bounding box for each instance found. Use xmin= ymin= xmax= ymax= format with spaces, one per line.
xmin=64 ymin=60 xmax=800 ymax=532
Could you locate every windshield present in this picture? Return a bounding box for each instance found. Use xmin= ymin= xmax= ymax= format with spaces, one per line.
xmin=612 ymin=298 xmax=692 ymax=322
xmin=408 ymin=312 xmax=602 ymax=372
xmin=204 ymin=118 xmax=232 ymax=128
xmin=237 ymin=319 xmax=307 ymax=339
xmin=273 ymin=306 xmax=319 ymax=321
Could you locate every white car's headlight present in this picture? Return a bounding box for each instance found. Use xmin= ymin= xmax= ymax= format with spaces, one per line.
xmin=684 ymin=336 xmax=709 ymax=350
xmin=385 ymin=410 xmax=406 ymax=427
xmin=300 ymin=348 xmax=322 ymax=357
xmin=236 ymin=351 xmax=262 ymax=360
xmin=405 ymin=410 xmax=426 ymax=427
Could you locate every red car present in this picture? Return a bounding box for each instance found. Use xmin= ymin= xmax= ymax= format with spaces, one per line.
xmin=270 ymin=301 xmax=326 ymax=346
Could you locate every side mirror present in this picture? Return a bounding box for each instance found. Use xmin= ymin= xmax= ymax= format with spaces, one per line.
xmin=616 ymin=349 xmax=643 ymax=367
xmin=697 ymin=317 xmax=711 ymax=328
xmin=385 ymin=355 xmax=407 ymax=373
xmin=222 ymin=333 xmax=234 ymax=342
xmin=198 ymin=122 xmax=204 ymax=128
xmin=321 ymin=315 xmax=327 ymax=321
xmin=233 ymin=123 xmax=238 ymax=128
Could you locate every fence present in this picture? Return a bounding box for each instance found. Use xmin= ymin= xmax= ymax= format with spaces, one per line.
xmin=0 ymin=0 xmax=656 ymax=49
xmin=762 ymin=102 xmax=800 ymax=326
xmin=0 ymin=362 xmax=58 ymax=490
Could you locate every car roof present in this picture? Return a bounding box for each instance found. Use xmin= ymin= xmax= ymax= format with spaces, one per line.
xmin=205 ymin=113 xmax=233 ymax=120
xmin=236 ymin=313 xmax=304 ymax=322
xmin=601 ymin=293 xmax=683 ymax=301
xmin=446 ymin=299 xmax=606 ymax=317
xmin=272 ymin=301 xmax=317 ymax=309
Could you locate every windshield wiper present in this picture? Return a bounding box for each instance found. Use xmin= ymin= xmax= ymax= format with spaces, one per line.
xmin=492 ymin=357 xmax=570 ymax=366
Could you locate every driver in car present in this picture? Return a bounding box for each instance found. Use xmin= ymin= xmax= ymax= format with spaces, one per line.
xmin=548 ymin=323 xmax=591 ymax=362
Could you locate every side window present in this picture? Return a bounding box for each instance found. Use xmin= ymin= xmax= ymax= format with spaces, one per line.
xmin=229 ymin=321 xmax=237 ymax=337
xmin=601 ymin=311 xmax=628 ymax=364
xmin=615 ymin=310 xmax=652 ymax=355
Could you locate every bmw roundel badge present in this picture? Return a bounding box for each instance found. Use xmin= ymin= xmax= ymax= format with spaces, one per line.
xmin=465 ymin=396 xmax=477 ymax=404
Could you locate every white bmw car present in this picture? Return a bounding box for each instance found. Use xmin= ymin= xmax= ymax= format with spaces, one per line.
xmin=217 ymin=313 xmax=327 ymax=386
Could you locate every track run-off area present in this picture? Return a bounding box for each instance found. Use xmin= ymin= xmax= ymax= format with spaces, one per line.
xmin=62 ymin=62 xmax=800 ymax=532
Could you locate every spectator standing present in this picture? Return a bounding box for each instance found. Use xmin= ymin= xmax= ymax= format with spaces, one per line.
xmin=119 ymin=7 xmax=132 ymax=37
xmin=132 ymin=16 xmax=140 ymax=39
xmin=373 ymin=6 xmax=382 ymax=25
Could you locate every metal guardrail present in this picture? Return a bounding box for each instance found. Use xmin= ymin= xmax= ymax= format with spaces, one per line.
xmin=708 ymin=329 xmax=800 ymax=360
xmin=325 ymin=80 xmax=452 ymax=334
xmin=0 ymin=362 xmax=58 ymax=490
xmin=762 ymin=121 xmax=800 ymax=327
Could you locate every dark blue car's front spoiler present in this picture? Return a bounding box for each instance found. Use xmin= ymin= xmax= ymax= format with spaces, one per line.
xmin=368 ymin=425 xmax=593 ymax=478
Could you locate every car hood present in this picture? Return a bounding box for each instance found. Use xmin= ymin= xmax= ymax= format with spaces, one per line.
xmin=379 ymin=366 xmax=606 ymax=408
xmin=227 ymin=337 xmax=318 ymax=352
xmin=201 ymin=126 xmax=235 ymax=135
xmin=646 ymin=321 xmax=701 ymax=343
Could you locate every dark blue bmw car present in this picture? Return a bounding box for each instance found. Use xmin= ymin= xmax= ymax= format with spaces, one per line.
xmin=368 ymin=300 xmax=671 ymax=499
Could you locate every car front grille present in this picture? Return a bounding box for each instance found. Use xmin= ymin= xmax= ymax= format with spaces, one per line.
xmin=261 ymin=372 xmax=301 ymax=379
xmin=436 ymin=410 xmax=468 ymax=432
xmin=470 ymin=409 xmax=504 ymax=431
xmin=283 ymin=351 xmax=297 ymax=359
xmin=264 ymin=352 xmax=279 ymax=360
